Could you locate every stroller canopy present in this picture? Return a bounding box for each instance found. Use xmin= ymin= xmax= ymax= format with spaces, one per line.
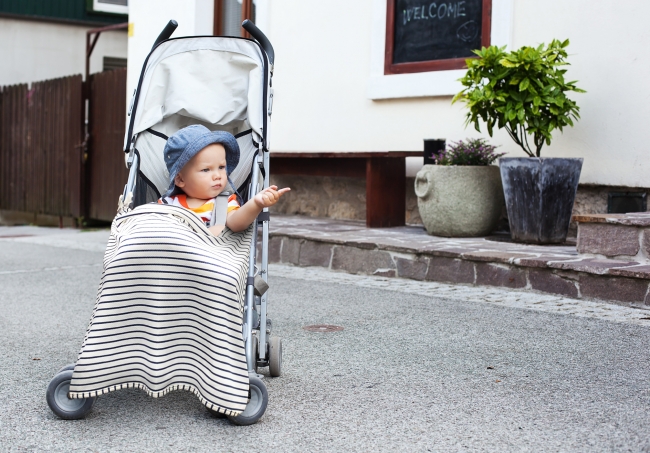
xmin=126 ymin=37 xmax=270 ymax=198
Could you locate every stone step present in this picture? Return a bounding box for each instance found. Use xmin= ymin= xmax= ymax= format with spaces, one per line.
xmin=574 ymin=213 xmax=650 ymax=261
xmin=265 ymin=215 xmax=650 ymax=310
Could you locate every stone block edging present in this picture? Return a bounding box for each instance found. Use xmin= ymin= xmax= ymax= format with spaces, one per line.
xmin=266 ymin=234 xmax=650 ymax=308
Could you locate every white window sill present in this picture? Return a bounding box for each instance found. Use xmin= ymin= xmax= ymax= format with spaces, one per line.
xmin=367 ymin=69 xmax=466 ymax=99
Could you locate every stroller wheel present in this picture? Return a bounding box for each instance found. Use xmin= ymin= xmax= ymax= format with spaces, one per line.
xmin=227 ymin=376 xmax=268 ymax=426
xmin=268 ymin=336 xmax=282 ymax=377
xmin=57 ymin=363 xmax=76 ymax=374
xmin=46 ymin=370 xmax=95 ymax=420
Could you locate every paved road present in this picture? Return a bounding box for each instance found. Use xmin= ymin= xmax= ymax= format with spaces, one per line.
xmin=1 ymin=227 xmax=650 ymax=452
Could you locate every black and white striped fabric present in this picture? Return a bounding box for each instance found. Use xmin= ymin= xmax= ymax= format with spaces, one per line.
xmin=68 ymin=203 xmax=252 ymax=416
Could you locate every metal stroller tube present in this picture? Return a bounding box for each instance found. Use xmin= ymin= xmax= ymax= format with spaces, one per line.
xmin=242 ymin=20 xmax=275 ymax=65
xmin=244 ymin=156 xmax=262 ymax=372
xmin=123 ymin=153 xmax=139 ymax=199
xmin=152 ymin=20 xmax=178 ymax=50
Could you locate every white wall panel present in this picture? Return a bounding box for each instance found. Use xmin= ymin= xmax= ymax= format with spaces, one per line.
xmin=265 ymin=0 xmax=650 ymax=186
xmin=123 ymin=0 xmax=650 ymax=186
xmin=0 ymin=18 xmax=127 ymax=86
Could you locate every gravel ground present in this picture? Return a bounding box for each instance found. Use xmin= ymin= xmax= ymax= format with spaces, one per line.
xmin=1 ymin=229 xmax=650 ymax=452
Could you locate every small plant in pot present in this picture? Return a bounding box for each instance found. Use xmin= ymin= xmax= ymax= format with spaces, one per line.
xmin=453 ymin=39 xmax=586 ymax=244
xmin=415 ymin=138 xmax=505 ymax=237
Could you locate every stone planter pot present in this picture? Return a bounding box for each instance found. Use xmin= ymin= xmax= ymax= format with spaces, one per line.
xmin=414 ymin=165 xmax=504 ymax=237
xmin=499 ymin=157 xmax=583 ymax=244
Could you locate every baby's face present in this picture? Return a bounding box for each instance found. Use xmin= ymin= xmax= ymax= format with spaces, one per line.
xmin=174 ymin=143 xmax=228 ymax=200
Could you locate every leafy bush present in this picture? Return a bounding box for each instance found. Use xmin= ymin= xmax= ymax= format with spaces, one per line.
xmin=452 ymin=39 xmax=585 ymax=157
xmin=431 ymin=138 xmax=504 ymax=166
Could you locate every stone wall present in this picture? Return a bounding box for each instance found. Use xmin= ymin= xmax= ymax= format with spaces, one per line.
xmin=572 ymin=185 xmax=649 ymax=216
xmin=270 ymin=174 xmax=649 ymax=238
xmin=570 ymin=185 xmax=650 ymax=236
xmin=269 ymin=175 xmax=423 ymax=225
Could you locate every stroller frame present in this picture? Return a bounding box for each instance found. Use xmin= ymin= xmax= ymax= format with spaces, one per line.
xmin=46 ymin=20 xmax=279 ymax=426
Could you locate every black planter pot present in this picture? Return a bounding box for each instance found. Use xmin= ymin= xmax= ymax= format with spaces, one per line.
xmin=423 ymin=139 xmax=446 ymax=165
xmin=499 ymin=157 xmax=583 ymax=244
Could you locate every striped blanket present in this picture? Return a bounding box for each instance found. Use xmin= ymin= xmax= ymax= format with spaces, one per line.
xmin=68 ymin=203 xmax=252 ymax=416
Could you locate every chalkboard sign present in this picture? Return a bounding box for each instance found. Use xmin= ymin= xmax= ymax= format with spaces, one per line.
xmin=385 ymin=0 xmax=491 ymax=74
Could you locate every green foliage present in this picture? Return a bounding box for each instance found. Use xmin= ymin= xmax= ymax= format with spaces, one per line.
xmin=452 ymin=39 xmax=585 ymax=157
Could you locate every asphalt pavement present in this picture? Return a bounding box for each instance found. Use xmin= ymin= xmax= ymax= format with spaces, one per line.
xmin=1 ymin=227 xmax=649 ymax=452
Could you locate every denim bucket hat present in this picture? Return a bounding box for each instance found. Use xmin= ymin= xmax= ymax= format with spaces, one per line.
xmin=163 ymin=125 xmax=240 ymax=197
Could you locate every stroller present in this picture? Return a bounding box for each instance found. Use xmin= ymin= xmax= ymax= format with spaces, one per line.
xmin=46 ymin=20 xmax=280 ymax=426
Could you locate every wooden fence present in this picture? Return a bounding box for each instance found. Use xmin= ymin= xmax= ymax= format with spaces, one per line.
xmin=87 ymin=68 xmax=129 ymax=221
xmin=0 ymin=69 xmax=128 ymax=222
xmin=0 ymin=75 xmax=84 ymax=218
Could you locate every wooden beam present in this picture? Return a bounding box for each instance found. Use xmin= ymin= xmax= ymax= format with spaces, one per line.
xmin=366 ymin=157 xmax=406 ymax=227
xmin=271 ymin=156 xmax=366 ymax=178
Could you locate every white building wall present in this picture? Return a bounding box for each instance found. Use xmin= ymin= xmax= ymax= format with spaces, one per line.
xmin=124 ymin=0 xmax=649 ymax=188
xmin=0 ymin=17 xmax=127 ymax=86
xmin=264 ymin=0 xmax=650 ymax=187
xmin=509 ymin=1 xmax=650 ymax=188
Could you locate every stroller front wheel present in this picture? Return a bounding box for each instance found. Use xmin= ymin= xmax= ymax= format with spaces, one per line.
xmin=227 ymin=375 xmax=268 ymax=426
xmin=46 ymin=370 xmax=95 ymax=420
xmin=57 ymin=363 xmax=76 ymax=374
xmin=268 ymin=336 xmax=282 ymax=377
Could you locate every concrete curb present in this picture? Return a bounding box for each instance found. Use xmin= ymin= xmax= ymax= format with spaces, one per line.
xmin=265 ymin=233 xmax=650 ymax=309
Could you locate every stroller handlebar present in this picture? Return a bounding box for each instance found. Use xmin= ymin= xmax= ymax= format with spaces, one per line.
xmin=152 ymin=20 xmax=179 ymax=50
xmin=242 ymin=20 xmax=275 ymax=66
xmin=149 ymin=20 xmax=273 ymax=66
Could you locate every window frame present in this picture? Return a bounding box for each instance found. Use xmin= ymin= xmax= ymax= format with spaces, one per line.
xmin=384 ymin=0 xmax=492 ymax=75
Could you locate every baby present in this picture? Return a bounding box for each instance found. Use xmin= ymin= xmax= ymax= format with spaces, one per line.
xmin=159 ymin=124 xmax=289 ymax=235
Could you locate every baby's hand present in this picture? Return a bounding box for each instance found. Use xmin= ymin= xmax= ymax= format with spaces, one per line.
xmin=254 ymin=185 xmax=290 ymax=208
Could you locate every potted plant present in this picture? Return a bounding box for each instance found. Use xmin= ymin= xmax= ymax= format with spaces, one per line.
xmin=453 ymin=39 xmax=586 ymax=244
xmin=415 ymin=138 xmax=505 ymax=237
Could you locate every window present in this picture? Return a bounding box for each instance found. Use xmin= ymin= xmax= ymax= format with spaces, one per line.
xmin=89 ymin=0 xmax=129 ymax=16
xmin=384 ymin=0 xmax=492 ymax=74
xmin=213 ymin=0 xmax=256 ymax=38
xmin=367 ymin=0 xmax=511 ymax=100
xmin=103 ymin=57 xmax=127 ymax=72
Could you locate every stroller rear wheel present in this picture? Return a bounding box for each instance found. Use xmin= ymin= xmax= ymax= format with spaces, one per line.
xmin=268 ymin=336 xmax=282 ymax=377
xmin=46 ymin=370 xmax=95 ymax=420
xmin=227 ymin=375 xmax=268 ymax=426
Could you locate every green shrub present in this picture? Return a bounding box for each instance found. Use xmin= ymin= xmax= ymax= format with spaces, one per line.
xmin=453 ymin=39 xmax=585 ymax=157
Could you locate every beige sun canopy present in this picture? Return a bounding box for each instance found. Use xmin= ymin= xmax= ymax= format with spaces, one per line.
xmin=126 ymin=37 xmax=269 ymax=196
